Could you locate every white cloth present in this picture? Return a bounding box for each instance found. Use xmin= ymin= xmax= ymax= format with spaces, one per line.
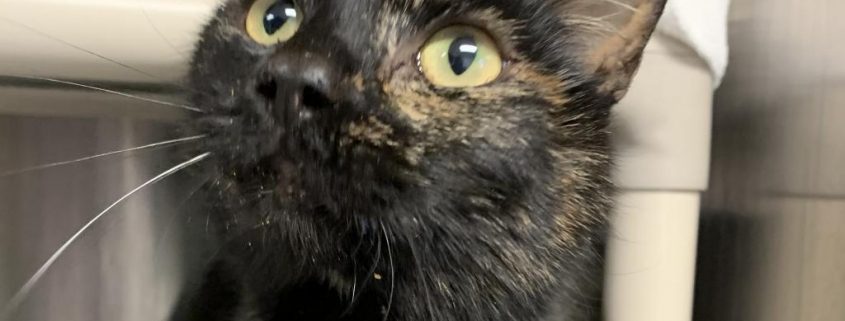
xmin=656 ymin=0 xmax=731 ymax=87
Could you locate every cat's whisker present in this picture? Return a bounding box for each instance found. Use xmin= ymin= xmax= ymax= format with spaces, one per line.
xmin=0 ymin=15 xmax=207 ymax=97
xmin=342 ymin=230 xmax=369 ymax=315
xmin=349 ymin=265 xmax=359 ymax=307
xmin=349 ymin=231 xmax=382 ymax=311
xmin=152 ymin=176 xmax=215 ymax=267
xmin=407 ymin=233 xmax=436 ymax=321
xmin=0 ymin=153 xmax=212 ymax=319
xmin=0 ymin=135 xmax=207 ymax=178
xmin=0 ymin=16 xmax=161 ymax=81
xmin=4 ymin=75 xmax=204 ymax=113
xmin=141 ymin=8 xmax=188 ymax=60
xmin=380 ymin=222 xmax=395 ymax=321
xmin=565 ymin=15 xmax=618 ymax=36
xmin=599 ymin=0 xmax=638 ymax=12
xmin=564 ymin=0 xmax=641 ymax=37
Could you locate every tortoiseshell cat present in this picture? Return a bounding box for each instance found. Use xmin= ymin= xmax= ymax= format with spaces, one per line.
xmin=174 ymin=0 xmax=666 ymax=320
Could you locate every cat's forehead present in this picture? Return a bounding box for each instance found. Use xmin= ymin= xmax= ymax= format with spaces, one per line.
xmin=290 ymin=0 xmax=541 ymax=18
xmin=216 ymin=0 xmax=564 ymax=74
xmin=221 ymin=0 xmax=554 ymax=41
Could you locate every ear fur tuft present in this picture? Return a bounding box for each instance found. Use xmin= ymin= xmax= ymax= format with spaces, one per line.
xmin=561 ymin=0 xmax=668 ymax=101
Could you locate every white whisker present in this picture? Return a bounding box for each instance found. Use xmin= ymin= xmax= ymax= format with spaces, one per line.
xmin=141 ymin=8 xmax=188 ymax=60
xmin=0 ymin=16 xmax=205 ymax=96
xmin=407 ymin=234 xmax=436 ymax=320
xmin=0 ymin=16 xmax=160 ymax=80
xmin=1 ymin=153 xmax=212 ymax=319
xmin=600 ymin=0 xmax=638 ymax=12
xmin=6 ymin=75 xmax=204 ymax=113
xmin=380 ymin=223 xmax=395 ymax=321
xmin=0 ymin=135 xmax=207 ymax=177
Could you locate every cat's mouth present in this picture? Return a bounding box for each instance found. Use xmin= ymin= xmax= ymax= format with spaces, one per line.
xmin=262 ymin=139 xmax=416 ymax=216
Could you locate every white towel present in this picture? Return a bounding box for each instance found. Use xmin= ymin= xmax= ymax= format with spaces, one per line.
xmin=656 ymin=0 xmax=731 ymax=87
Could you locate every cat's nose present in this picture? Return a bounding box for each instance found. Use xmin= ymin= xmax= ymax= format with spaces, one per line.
xmin=259 ymin=51 xmax=346 ymax=121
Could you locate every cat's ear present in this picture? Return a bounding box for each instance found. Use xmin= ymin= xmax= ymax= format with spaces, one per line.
xmin=562 ymin=0 xmax=667 ymax=102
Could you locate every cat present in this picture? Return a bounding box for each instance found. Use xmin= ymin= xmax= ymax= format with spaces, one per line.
xmin=172 ymin=0 xmax=666 ymax=320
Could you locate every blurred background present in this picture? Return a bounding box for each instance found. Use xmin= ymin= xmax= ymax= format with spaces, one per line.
xmin=0 ymin=1 xmax=215 ymax=320
xmin=0 ymin=0 xmax=842 ymax=320
xmin=694 ymin=0 xmax=845 ymax=320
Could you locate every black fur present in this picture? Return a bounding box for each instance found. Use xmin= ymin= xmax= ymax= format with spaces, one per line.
xmin=174 ymin=0 xmax=665 ymax=320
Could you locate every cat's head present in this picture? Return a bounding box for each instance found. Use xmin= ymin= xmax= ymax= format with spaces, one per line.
xmin=188 ymin=0 xmax=665 ymax=231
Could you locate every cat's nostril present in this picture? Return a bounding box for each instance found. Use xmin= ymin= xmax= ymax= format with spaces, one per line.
xmin=302 ymin=85 xmax=333 ymax=110
xmin=256 ymin=79 xmax=278 ymax=101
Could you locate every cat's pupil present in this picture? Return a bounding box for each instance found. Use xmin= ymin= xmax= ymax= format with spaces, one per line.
xmin=263 ymin=1 xmax=296 ymax=35
xmin=448 ymin=36 xmax=478 ymax=75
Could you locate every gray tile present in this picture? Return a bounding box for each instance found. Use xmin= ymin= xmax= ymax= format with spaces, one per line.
xmin=698 ymin=0 xmax=845 ymax=319
xmin=800 ymin=199 xmax=845 ymax=321
xmin=0 ymin=115 xmax=198 ymax=321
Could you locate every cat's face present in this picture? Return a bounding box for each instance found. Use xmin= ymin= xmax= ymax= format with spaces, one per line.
xmin=188 ymin=0 xmax=663 ymax=232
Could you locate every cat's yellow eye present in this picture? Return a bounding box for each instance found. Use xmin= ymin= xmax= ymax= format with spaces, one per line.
xmin=246 ymin=0 xmax=302 ymax=45
xmin=419 ymin=26 xmax=503 ymax=88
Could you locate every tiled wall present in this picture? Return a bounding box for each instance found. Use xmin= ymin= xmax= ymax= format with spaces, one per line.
xmin=694 ymin=0 xmax=845 ymax=319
